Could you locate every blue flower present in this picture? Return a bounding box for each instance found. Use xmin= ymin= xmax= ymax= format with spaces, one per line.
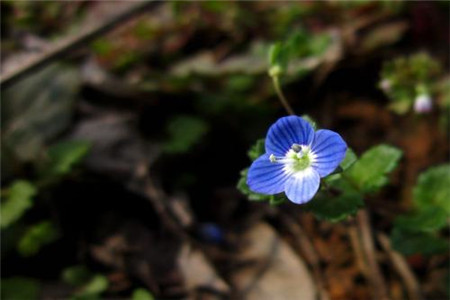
xmin=247 ymin=116 xmax=347 ymax=204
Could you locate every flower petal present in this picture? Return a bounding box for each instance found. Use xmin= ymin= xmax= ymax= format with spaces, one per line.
xmin=311 ymin=129 xmax=347 ymax=177
xmin=247 ymin=154 xmax=290 ymax=194
xmin=265 ymin=116 xmax=315 ymax=156
xmin=284 ymin=168 xmax=320 ymax=204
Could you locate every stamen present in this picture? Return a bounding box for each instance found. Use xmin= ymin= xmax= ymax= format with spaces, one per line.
xmin=291 ymin=144 xmax=302 ymax=152
xmin=269 ymin=154 xmax=277 ymax=163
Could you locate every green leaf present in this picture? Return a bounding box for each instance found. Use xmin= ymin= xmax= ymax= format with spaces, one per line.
xmin=163 ymin=115 xmax=209 ymax=154
xmin=62 ymin=265 xmax=92 ymax=286
xmin=306 ymin=190 xmax=363 ymax=222
xmin=413 ymin=164 xmax=450 ymax=215
xmin=1 ymin=180 xmax=37 ymax=228
xmin=17 ymin=221 xmax=59 ymax=256
xmin=247 ymin=138 xmax=265 ymax=161
xmin=45 ymin=140 xmax=91 ymax=176
xmin=78 ymin=275 xmax=108 ymax=296
xmin=1 ymin=277 xmax=40 ymax=300
xmin=132 ymin=288 xmax=155 ymax=300
xmin=394 ymin=206 xmax=448 ymax=232
xmin=346 ymin=144 xmax=402 ymax=192
xmin=268 ymin=42 xmax=286 ymax=70
xmin=390 ymin=228 xmax=449 ymax=256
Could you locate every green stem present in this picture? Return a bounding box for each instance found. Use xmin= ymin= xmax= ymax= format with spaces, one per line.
xmin=272 ymin=76 xmax=295 ymax=116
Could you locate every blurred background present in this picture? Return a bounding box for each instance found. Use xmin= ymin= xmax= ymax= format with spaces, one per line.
xmin=1 ymin=1 xmax=449 ymax=300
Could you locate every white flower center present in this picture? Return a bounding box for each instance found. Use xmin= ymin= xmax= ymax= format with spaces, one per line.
xmin=270 ymin=144 xmax=316 ymax=174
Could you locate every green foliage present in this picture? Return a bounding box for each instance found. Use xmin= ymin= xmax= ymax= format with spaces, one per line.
xmin=44 ymin=140 xmax=91 ymax=177
xmin=247 ymin=138 xmax=265 ymax=161
xmin=63 ymin=266 xmax=93 ymax=286
xmin=18 ymin=221 xmax=59 ymax=257
xmin=394 ymin=207 xmax=448 ymax=232
xmin=391 ymin=228 xmax=449 ymax=256
xmin=380 ymin=52 xmax=441 ymax=114
xmin=1 ymin=277 xmax=40 ymax=300
xmin=132 ymin=288 xmax=155 ymax=300
xmin=391 ymin=164 xmax=450 ymax=255
xmin=268 ymin=29 xmax=331 ymax=77
xmin=306 ymin=190 xmax=363 ymax=222
xmin=1 ymin=180 xmax=37 ymax=228
xmin=163 ymin=115 xmax=209 ymax=154
xmin=62 ymin=266 xmax=109 ymax=299
xmin=346 ymin=144 xmax=402 ymax=192
xmin=413 ymin=164 xmax=450 ymax=214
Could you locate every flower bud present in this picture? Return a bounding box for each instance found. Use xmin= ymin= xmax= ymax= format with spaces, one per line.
xmin=413 ymin=94 xmax=432 ymax=114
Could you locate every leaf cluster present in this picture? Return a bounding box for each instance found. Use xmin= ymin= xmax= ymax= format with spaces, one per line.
xmin=380 ymin=52 xmax=441 ymax=114
xmin=391 ymin=164 xmax=450 ymax=256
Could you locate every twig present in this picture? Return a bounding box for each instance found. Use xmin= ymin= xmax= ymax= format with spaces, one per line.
xmin=0 ymin=1 xmax=159 ymax=89
xmin=279 ymin=211 xmax=330 ymax=300
xmin=348 ymin=225 xmax=370 ymax=277
xmin=357 ymin=209 xmax=390 ymax=300
xmin=377 ymin=233 xmax=423 ymax=300
xmin=272 ymin=76 xmax=295 ymax=116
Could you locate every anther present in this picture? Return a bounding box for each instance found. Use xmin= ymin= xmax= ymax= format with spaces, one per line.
xmin=291 ymin=144 xmax=302 ymax=152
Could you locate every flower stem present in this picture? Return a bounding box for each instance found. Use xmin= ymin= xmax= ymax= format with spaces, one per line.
xmin=272 ymin=76 xmax=295 ymax=116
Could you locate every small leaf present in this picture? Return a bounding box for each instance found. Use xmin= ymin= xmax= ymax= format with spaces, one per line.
xmin=62 ymin=265 xmax=92 ymax=286
xmin=1 ymin=180 xmax=37 ymax=228
xmin=391 ymin=228 xmax=449 ymax=256
xmin=247 ymin=138 xmax=265 ymax=161
xmin=394 ymin=206 xmax=448 ymax=232
xmin=78 ymin=275 xmax=108 ymax=296
xmin=346 ymin=144 xmax=402 ymax=192
xmin=132 ymin=288 xmax=155 ymax=300
xmin=268 ymin=42 xmax=286 ymax=70
xmin=163 ymin=115 xmax=209 ymax=154
xmin=45 ymin=140 xmax=91 ymax=176
xmin=1 ymin=277 xmax=40 ymax=300
xmin=17 ymin=221 xmax=59 ymax=257
xmin=306 ymin=190 xmax=363 ymax=222
xmin=413 ymin=164 xmax=450 ymax=215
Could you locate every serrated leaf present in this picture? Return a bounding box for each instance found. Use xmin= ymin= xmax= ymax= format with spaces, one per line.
xmin=390 ymin=228 xmax=449 ymax=256
xmin=132 ymin=288 xmax=155 ymax=300
xmin=1 ymin=277 xmax=40 ymax=300
xmin=413 ymin=164 xmax=450 ymax=214
xmin=306 ymin=191 xmax=363 ymax=222
xmin=1 ymin=180 xmax=37 ymax=228
xmin=346 ymin=144 xmax=402 ymax=192
xmin=247 ymin=139 xmax=265 ymax=161
xmin=394 ymin=206 xmax=448 ymax=232
xmin=45 ymin=140 xmax=91 ymax=176
xmin=163 ymin=115 xmax=209 ymax=154
xmin=18 ymin=221 xmax=59 ymax=257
